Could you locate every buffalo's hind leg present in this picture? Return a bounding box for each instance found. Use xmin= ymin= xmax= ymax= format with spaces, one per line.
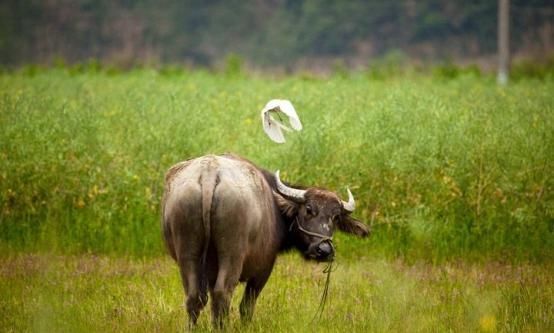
xmin=210 ymin=256 xmax=243 ymax=329
xmin=167 ymin=184 xmax=208 ymax=329
xmin=170 ymin=211 xmax=207 ymax=327
xmin=178 ymin=259 xmax=208 ymax=329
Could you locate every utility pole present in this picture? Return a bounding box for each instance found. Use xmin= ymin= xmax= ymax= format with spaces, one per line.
xmin=497 ymin=0 xmax=510 ymax=85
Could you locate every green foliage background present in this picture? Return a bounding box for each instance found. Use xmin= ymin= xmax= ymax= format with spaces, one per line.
xmin=0 ymin=68 xmax=552 ymax=261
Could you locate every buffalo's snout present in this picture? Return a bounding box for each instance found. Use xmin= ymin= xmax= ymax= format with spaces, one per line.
xmin=314 ymin=241 xmax=334 ymax=261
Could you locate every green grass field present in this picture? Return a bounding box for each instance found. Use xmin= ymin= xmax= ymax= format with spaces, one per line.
xmin=1 ymin=254 xmax=552 ymax=332
xmin=0 ymin=69 xmax=553 ymax=331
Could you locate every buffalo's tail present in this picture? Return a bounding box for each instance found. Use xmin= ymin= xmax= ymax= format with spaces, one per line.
xmin=200 ymin=159 xmax=219 ymax=290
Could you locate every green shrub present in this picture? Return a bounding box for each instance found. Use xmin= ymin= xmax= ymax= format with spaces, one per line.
xmin=223 ymin=53 xmax=244 ymax=77
xmin=511 ymin=57 xmax=554 ymax=81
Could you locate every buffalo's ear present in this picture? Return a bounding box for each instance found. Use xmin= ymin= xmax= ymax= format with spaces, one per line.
xmin=338 ymin=215 xmax=370 ymax=237
xmin=273 ymin=191 xmax=298 ymax=218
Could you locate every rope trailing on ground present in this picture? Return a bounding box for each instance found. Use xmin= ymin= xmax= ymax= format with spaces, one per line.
xmin=312 ymin=261 xmax=337 ymax=322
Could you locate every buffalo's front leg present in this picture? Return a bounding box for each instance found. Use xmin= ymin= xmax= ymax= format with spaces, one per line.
xmin=239 ymin=274 xmax=270 ymax=322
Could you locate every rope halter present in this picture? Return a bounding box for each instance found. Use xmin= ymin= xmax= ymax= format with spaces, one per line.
xmin=290 ymin=216 xmax=335 ymax=252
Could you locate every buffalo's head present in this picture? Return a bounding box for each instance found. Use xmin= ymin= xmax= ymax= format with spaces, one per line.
xmin=274 ymin=171 xmax=370 ymax=262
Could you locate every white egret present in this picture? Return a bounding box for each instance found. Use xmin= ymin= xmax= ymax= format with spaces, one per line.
xmin=260 ymin=99 xmax=302 ymax=143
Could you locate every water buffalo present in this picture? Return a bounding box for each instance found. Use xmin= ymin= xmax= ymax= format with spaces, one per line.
xmin=162 ymin=153 xmax=369 ymax=328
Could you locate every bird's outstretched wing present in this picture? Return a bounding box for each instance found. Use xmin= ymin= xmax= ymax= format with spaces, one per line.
xmin=261 ymin=99 xmax=302 ymax=143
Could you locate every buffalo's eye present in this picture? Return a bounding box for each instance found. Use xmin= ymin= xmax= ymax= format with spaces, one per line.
xmin=305 ymin=204 xmax=315 ymax=216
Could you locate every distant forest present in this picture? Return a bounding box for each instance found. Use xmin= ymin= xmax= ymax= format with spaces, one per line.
xmin=1 ymin=0 xmax=552 ymax=69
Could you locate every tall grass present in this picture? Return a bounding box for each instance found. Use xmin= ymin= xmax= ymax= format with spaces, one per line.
xmin=0 ymin=69 xmax=552 ymax=261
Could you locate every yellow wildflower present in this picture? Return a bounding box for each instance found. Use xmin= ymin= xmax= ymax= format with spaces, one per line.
xmin=479 ymin=314 xmax=497 ymax=332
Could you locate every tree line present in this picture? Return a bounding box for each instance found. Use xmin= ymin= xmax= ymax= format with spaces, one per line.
xmin=0 ymin=0 xmax=552 ymax=69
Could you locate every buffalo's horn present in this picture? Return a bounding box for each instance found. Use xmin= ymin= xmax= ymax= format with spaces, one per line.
xmin=342 ymin=188 xmax=356 ymax=212
xmin=275 ymin=170 xmax=306 ymax=202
